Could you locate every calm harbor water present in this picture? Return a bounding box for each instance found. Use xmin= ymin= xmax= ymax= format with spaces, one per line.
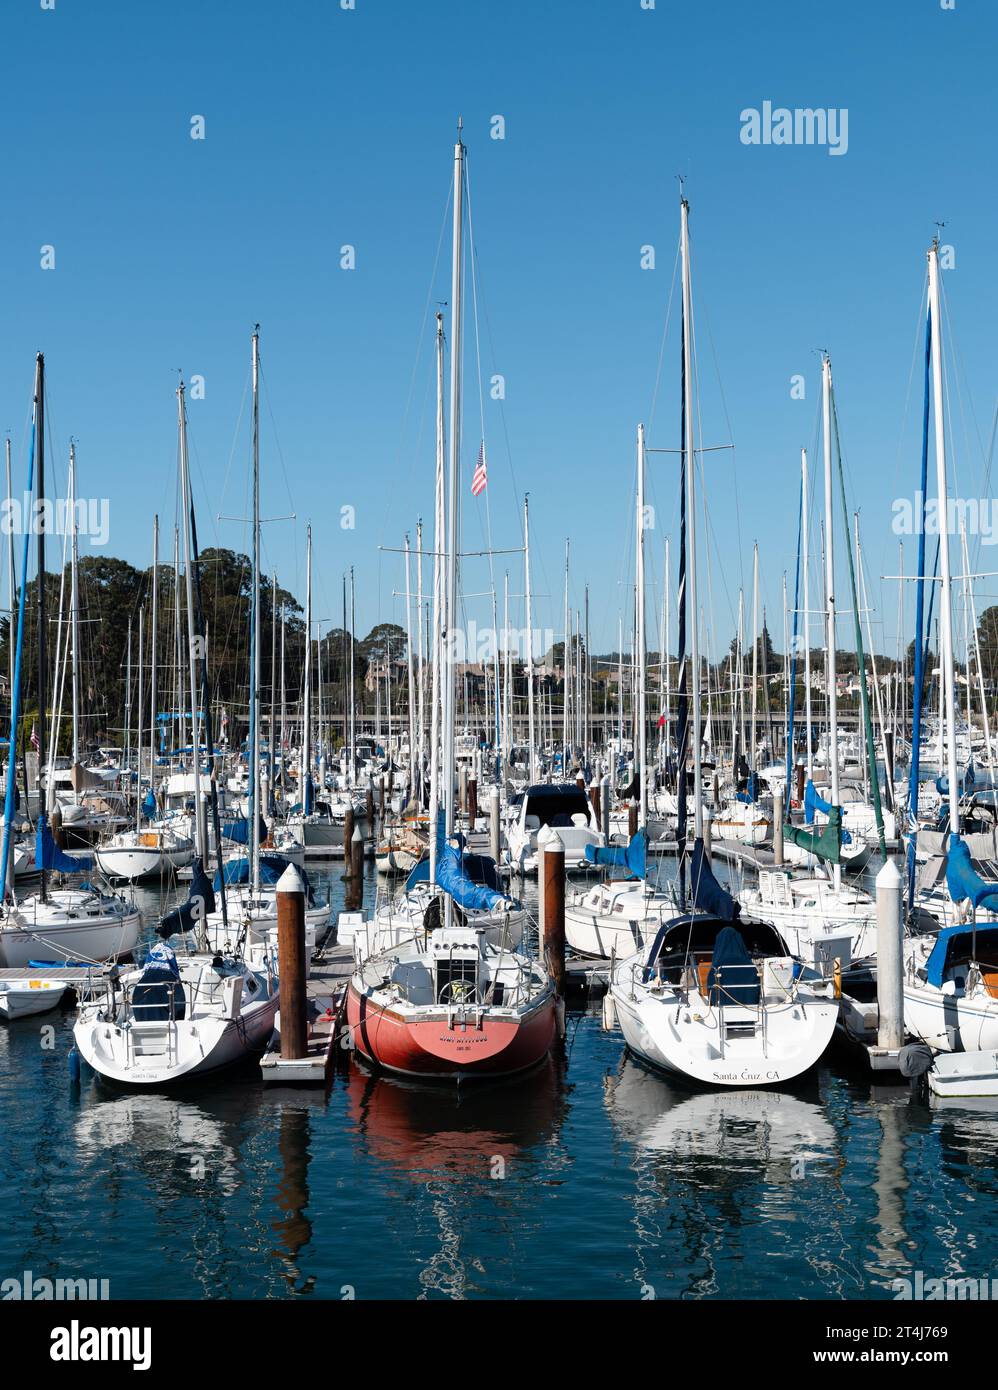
xmin=0 ymin=858 xmax=995 ymax=1301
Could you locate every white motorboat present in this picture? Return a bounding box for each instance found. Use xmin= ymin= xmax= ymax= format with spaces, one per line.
xmin=505 ymin=782 xmax=603 ymax=874
xmin=565 ymin=876 xmax=675 ymax=959
xmin=713 ymin=796 xmax=772 ymax=847
xmin=73 ymin=942 xmax=279 ymax=1085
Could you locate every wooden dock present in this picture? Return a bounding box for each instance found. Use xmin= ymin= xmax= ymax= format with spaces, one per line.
xmin=259 ymin=938 xmax=353 ymax=1085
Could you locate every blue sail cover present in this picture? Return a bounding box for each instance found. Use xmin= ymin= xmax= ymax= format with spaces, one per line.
xmin=945 ymin=834 xmax=998 ymax=913
xmin=403 ymin=810 xmax=513 ymax=912
xmin=219 ymin=815 xmax=268 ymax=846
xmin=584 ymin=831 xmax=647 ymax=881
xmin=804 ymin=780 xmax=833 ymax=819
xmin=802 ymin=780 xmax=852 ymax=845
xmin=36 ymin=816 xmax=92 ymax=873
xmin=157 ymin=857 xmax=216 ymax=939
xmin=436 ymin=840 xmax=509 ymax=912
xmin=690 ymin=837 xmax=739 ymax=921
xmin=141 ymin=790 xmax=157 ymax=820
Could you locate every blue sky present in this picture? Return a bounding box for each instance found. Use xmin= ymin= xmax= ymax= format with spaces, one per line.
xmin=1 ymin=0 xmax=995 ymax=661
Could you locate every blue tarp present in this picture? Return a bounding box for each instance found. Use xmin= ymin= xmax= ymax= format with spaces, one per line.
xmin=690 ymin=837 xmax=739 ymax=920
xmin=211 ymin=852 xmax=311 ymax=893
xmin=36 ymin=816 xmax=92 ymax=873
xmin=584 ymin=831 xmax=647 ymax=881
xmin=157 ymin=858 xmax=216 ymax=939
xmin=925 ymin=919 xmax=998 ymax=989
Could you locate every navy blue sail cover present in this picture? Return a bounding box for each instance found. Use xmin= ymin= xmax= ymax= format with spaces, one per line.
xmin=36 ymin=815 xmax=92 ymax=873
xmin=690 ymin=836 xmax=739 ymax=920
xmin=157 ymin=857 xmax=216 ymax=938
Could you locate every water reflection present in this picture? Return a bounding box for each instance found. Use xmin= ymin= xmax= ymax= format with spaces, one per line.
xmin=343 ymin=1054 xmax=568 ymax=1298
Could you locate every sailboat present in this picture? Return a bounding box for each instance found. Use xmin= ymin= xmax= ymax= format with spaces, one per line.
xmin=75 ymin=366 xmax=279 ymax=1083
xmin=346 ymin=126 xmax=557 ymax=1080
xmin=0 ymin=356 xmax=141 ymax=969
xmin=902 ymin=240 xmax=998 ymax=1053
xmin=608 ymin=197 xmax=838 ymax=1087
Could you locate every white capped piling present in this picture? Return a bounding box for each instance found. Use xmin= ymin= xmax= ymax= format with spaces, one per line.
xmin=876 ymin=857 xmax=904 ymax=1051
xmin=600 ymin=774 xmax=611 ymax=842
xmin=773 ymin=811 xmax=784 ymax=866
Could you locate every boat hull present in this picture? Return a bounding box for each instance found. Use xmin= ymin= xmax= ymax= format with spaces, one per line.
xmin=0 ymin=908 xmax=142 ymax=969
xmin=346 ymin=986 xmax=556 ymax=1079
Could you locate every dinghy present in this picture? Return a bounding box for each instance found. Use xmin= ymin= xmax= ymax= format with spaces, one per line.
xmin=0 ymin=977 xmax=69 ymax=1019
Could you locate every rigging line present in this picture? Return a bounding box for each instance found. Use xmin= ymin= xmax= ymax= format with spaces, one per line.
xmin=647 ymin=236 xmax=682 ymax=434
xmin=688 ymin=232 xmax=744 ymax=609
xmin=939 ymin=272 xmax=992 ymax=588
xmin=212 ymin=368 xmax=250 ymax=544
xmin=380 ymin=171 xmax=454 ymax=549
xmin=464 ymin=149 xmax=498 ymax=614
xmin=258 ymin=358 xmax=299 ymax=520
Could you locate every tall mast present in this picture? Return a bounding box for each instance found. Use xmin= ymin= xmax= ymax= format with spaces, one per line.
xmin=349 ymin=567 xmax=356 ymax=779
xmin=302 ymin=526 xmax=312 ymax=813
xmin=416 ymin=517 xmax=425 ymax=784
xmin=249 ymin=328 xmax=262 ymax=890
xmin=177 ymin=380 xmax=205 ymax=859
xmin=5 ymin=438 xmax=13 ymax=707
xmin=69 ymin=441 xmax=80 ymax=769
xmin=680 ymin=199 xmax=703 ymax=838
xmin=821 ymin=354 xmax=841 ymax=890
xmin=429 ymin=312 xmax=446 ymax=884
xmin=404 ymin=533 xmax=415 ymax=792
xmin=523 ymin=494 xmax=536 ymax=780
xmin=801 ymin=448 xmax=813 ymax=783
xmin=269 ymin=573 xmax=277 ymax=806
xmin=35 ymin=354 xmax=48 ymax=901
xmin=562 ymin=539 xmax=570 ymax=771
xmin=150 ymin=513 xmax=158 ymax=810
xmin=135 ymin=606 xmax=144 ymax=833
xmin=442 ymin=120 xmax=464 ymax=837
xmin=750 ymin=541 xmax=759 ymax=773
xmin=636 ymin=423 xmax=647 ymax=829
xmin=928 ymin=241 xmax=960 ymax=834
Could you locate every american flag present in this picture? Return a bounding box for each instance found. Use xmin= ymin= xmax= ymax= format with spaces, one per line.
xmin=471 ymin=440 xmax=487 ymax=496
xmin=30 ymin=723 xmax=38 ymax=751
